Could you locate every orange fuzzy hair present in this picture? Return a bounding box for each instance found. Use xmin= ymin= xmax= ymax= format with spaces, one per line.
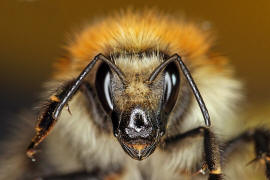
xmin=53 ymin=9 xmax=228 ymax=79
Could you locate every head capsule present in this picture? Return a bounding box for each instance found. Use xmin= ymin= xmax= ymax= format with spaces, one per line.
xmin=95 ymin=54 xmax=180 ymax=160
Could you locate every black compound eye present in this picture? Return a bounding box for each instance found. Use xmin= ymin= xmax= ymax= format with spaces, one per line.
xmin=95 ymin=63 xmax=114 ymax=114
xmin=163 ymin=62 xmax=180 ymax=113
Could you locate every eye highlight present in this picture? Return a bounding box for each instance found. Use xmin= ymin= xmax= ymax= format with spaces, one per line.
xmin=95 ymin=63 xmax=114 ymax=114
xmin=163 ymin=62 xmax=180 ymax=114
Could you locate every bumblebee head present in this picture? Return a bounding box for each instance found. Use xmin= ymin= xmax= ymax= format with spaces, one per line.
xmin=95 ymin=53 xmax=182 ymax=160
xmin=26 ymin=52 xmax=209 ymax=161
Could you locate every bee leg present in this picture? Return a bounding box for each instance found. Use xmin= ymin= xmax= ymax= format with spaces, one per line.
xmin=26 ymin=79 xmax=82 ymax=160
xmin=223 ymin=129 xmax=270 ymax=179
xmin=165 ymin=127 xmax=223 ymax=179
xmin=26 ymin=53 xmax=119 ymax=160
xmin=203 ymin=128 xmax=223 ymax=180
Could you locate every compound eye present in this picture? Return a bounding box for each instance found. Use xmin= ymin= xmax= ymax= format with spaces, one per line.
xmin=95 ymin=63 xmax=114 ymax=114
xmin=163 ymin=62 xmax=180 ymax=113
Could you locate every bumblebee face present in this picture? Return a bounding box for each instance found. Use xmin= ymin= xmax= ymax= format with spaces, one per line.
xmin=113 ymin=106 xmax=159 ymax=160
xmin=95 ymin=59 xmax=180 ymax=160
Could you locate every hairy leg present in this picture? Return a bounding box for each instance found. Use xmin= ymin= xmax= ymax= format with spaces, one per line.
xmin=223 ymin=129 xmax=270 ymax=180
xmin=165 ymin=127 xmax=223 ymax=180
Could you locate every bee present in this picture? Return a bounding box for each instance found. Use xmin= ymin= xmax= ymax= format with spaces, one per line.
xmin=1 ymin=9 xmax=270 ymax=180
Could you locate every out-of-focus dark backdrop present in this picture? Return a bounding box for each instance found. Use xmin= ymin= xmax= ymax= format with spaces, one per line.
xmin=0 ymin=0 xmax=269 ymax=138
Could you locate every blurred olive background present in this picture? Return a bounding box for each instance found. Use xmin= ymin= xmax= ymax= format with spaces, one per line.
xmin=0 ymin=0 xmax=270 ymax=138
